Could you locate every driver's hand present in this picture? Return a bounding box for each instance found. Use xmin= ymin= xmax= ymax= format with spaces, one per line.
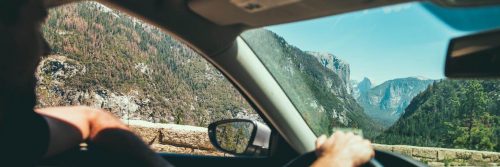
xmin=311 ymin=131 xmax=375 ymax=167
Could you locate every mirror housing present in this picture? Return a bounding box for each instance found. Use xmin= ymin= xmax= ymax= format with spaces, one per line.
xmin=208 ymin=119 xmax=271 ymax=156
xmin=445 ymin=29 xmax=500 ymax=78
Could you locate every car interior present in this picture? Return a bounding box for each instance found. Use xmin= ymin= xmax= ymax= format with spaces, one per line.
xmin=37 ymin=0 xmax=500 ymax=166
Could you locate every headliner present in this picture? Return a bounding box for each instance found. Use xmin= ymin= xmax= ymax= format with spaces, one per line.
xmin=44 ymin=0 xmax=412 ymax=56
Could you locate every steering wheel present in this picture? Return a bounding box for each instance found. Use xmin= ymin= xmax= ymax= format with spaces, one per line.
xmin=284 ymin=150 xmax=427 ymax=167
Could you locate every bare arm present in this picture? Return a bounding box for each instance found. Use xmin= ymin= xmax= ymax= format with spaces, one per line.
xmin=36 ymin=106 xmax=173 ymax=167
xmin=311 ymin=132 xmax=374 ymax=167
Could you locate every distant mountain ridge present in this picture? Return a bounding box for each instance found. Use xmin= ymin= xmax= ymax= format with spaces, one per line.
xmin=354 ymin=77 xmax=434 ymax=127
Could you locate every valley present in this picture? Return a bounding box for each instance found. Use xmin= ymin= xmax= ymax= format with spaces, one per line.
xmin=353 ymin=77 xmax=434 ymax=127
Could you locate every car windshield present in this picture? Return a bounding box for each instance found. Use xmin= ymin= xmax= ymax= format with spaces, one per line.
xmin=241 ymin=1 xmax=500 ymax=152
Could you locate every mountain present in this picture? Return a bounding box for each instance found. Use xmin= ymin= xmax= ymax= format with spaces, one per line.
xmin=36 ymin=2 xmax=258 ymax=127
xmin=352 ymin=77 xmax=372 ymax=99
xmin=241 ymin=29 xmax=382 ymax=137
xmin=307 ymin=52 xmax=352 ymax=93
xmin=355 ymin=77 xmax=434 ymax=127
xmin=375 ymin=80 xmax=500 ymax=152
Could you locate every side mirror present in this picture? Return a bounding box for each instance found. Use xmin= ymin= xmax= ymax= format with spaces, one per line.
xmin=445 ymin=29 xmax=500 ymax=78
xmin=208 ymin=119 xmax=271 ymax=156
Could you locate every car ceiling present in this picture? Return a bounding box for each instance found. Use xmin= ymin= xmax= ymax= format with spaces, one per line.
xmin=44 ymin=0 xmax=411 ymax=56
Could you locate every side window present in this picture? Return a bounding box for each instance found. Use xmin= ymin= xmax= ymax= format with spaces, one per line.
xmin=37 ymin=2 xmax=262 ymax=156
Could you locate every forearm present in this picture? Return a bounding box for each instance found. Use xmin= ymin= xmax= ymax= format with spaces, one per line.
xmin=36 ymin=106 xmax=172 ymax=166
xmin=36 ymin=106 xmax=128 ymax=142
xmin=311 ymin=155 xmax=353 ymax=167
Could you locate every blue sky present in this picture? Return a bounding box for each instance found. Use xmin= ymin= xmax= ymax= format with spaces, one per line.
xmin=267 ymin=2 xmax=500 ymax=84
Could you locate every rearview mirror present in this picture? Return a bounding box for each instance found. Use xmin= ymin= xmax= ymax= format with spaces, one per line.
xmin=208 ymin=119 xmax=271 ymax=156
xmin=445 ymin=29 xmax=500 ymax=78
xmin=431 ymin=0 xmax=500 ymax=7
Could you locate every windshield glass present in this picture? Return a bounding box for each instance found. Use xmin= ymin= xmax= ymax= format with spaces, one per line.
xmin=241 ymin=2 xmax=500 ymax=152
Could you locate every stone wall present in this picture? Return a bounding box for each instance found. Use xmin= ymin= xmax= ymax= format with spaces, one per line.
xmin=128 ymin=121 xmax=500 ymax=166
xmin=127 ymin=120 xmax=228 ymax=156
xmin=374 ymin=144 xmax=500 ymax=166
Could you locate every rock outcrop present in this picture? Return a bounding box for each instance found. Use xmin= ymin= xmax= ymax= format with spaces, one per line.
xmin=36 ymin=56 xmax=165 ymax=122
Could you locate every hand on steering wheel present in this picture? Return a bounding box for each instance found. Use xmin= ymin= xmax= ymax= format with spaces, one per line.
xmin=284 ymin=131 xmax=382 ymax=167
xmin=312 ymin=132 xmax=375 ymax=167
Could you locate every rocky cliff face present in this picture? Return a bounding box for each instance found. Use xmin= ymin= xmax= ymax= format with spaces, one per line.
xmin=308 ymin=52 xmax=352 ymax=93
xmin=354 ymin=77 xmax=434 ymax=127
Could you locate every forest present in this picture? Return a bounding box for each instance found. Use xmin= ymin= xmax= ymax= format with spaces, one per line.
xmin=375 ymin=80 xmax=500 ymax=152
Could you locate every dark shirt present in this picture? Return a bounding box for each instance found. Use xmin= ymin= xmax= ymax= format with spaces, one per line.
xmin=0 ymin=89 xmax=49 ymax=166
